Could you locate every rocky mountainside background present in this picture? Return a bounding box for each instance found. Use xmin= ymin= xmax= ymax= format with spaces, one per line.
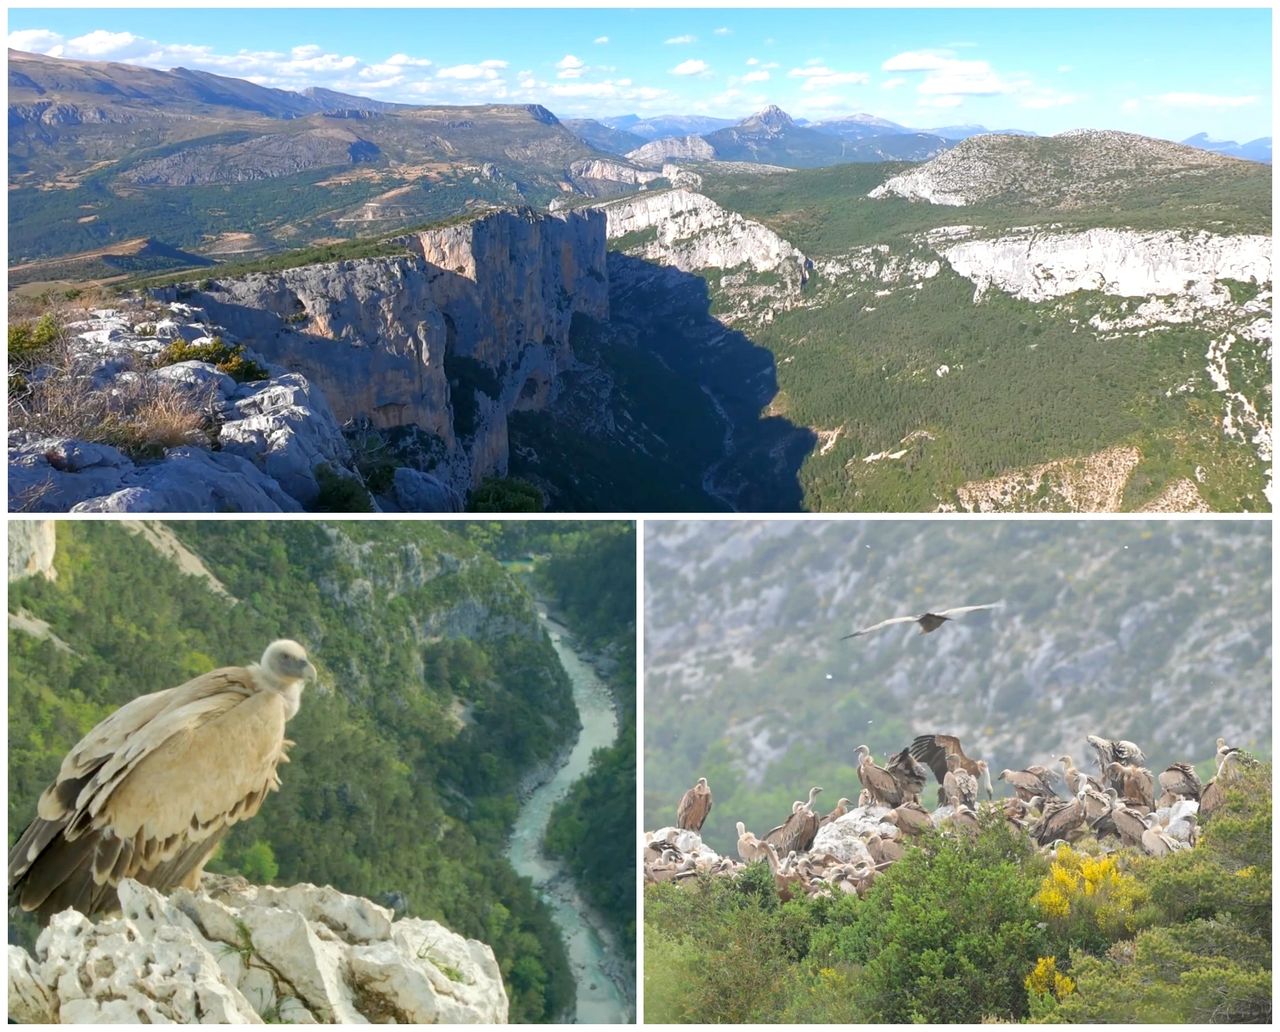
xmin=643 ymin=519 xmax=1271 ymax=849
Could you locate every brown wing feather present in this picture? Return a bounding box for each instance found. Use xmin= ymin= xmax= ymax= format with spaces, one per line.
xmin=11 ymin=668 xmax=289 ymax=922
xmin=909 ymin=733 xmax=968 ymax=783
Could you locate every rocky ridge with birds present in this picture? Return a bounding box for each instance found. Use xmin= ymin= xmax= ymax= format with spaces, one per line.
xmin=645 ymin=734 xmax=1254 ymax=899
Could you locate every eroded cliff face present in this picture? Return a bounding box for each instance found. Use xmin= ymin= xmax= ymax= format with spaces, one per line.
xmin=187 ymin=208 xmax=608 ymax=493
xmin=939 ymin=228 xmax=1272 ymax=304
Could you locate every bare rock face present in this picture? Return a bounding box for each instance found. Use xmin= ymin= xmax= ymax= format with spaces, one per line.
xmin=811 ymin=807 xmax=899 ymax=861
xmin=940 ymin=228 xmax=1272 ymax=304
xmin=626 ymin=135 xmax=716 ymax=167
xmin=191 ymin=208 xmax=608 ymax=493
xmin=8 ymin=519 xmax=57 ymax=581
xmin=7 ymin=877 xmax=509 ymax=1024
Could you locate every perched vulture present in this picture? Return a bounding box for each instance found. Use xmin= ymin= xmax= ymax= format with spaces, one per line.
xmin=909 ymin=734 xmax=992 ymax=800
xmin=1158 ymin=762 xmax=1202 ymax=803
xmin=764 ymin=787 xmax=822 ymax=855
xmin=886 ymin=747 xmax=929 ymax=804
xmin=1031 ymin=797 xmax=1085 ymax=847
xmin=1108 ymin=799 xmax=1150 ymax=849
xmin=1107 ymin=762 xmax=1156 ymax=811
xmin=841 ymin=603 xmax=1002 ymax=640
xmin=886 ymin=801 xmax=933 ymax=836
xmin=676 ymin=777 xmax=713 ymax=832
xmin=856 ymin=746 xmax=903 ymax=807
xmin=1058 ymin=755 xmax=1100 ymax=796
xmin=1088 ymin=735 xmax=1147 ymax=776
xmin=999 ymin=767 xmax=1059 ymax=802
xmin=943 ymin=754 xmax=979 ymax=810
xmin=9 ymin=641 xmax=315 ymax=923
xmin=735 ymin=821 xmax=769 ymax=863
xmin=819 ymin=798 xmax=855 ymax=827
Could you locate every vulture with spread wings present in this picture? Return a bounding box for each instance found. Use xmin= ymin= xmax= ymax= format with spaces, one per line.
xmin=841 ymin=603 xmax=1002 ymax=640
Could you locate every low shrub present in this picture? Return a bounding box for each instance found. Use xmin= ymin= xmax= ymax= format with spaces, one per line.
xmin=156 ymin=336 xmax=269 ymax=383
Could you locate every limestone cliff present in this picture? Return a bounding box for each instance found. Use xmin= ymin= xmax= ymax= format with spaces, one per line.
xmin=185 ymin=208 xmax=608 ymax=493
xmin=8 ymin=877 xmax=509 ymax=1024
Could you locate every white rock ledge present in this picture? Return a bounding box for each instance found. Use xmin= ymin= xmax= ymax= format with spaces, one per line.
xmin=7 ymin=877 xmax=509 ymax=1024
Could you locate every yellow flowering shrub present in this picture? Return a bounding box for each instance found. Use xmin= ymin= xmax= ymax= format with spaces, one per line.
xmin=1025 ymin=955 xmax=1076 ymax=999
xmin=1034 ymin=844 xmax=1147 ymax=943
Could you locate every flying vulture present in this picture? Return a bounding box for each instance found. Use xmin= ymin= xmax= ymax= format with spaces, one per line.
xmin=910 ymin=734 xmax=993 ymax=800
xmin=676 ymin=777 xmax=713 ymax=832
xmin=9 ymin=641 xmax=315 ymax=923
xmin=841 ymin=603 xmax=1001 ymax=640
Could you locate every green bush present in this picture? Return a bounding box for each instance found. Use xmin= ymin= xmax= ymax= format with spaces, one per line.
xmin=156 ymin=336 xmax=269 ymax=383
xmin=469 ymin=477 xmax=543 ymax=513
xmin=311 ymin=465 xmax=375 ymax=512
xmin=9 ymin=314 xmax=62 ymax=367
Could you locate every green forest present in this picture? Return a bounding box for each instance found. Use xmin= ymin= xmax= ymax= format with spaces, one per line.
xmin=646 ymin=762 xmax=1271 ymax=1023
xmin=7 ymin=519 xmax=630 ymax=1022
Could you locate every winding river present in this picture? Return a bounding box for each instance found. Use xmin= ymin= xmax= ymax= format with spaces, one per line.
xmin=506 ymin=606 xmax=633 ymax=1023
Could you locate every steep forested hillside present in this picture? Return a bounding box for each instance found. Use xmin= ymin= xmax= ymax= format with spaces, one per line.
xmin=459 ymin=521 xmax=637 ymax=959
xmin=7 ymin=520 xmax=601 ymax=1022
xmin=644 ymin=520 xmax=1270 ymax=848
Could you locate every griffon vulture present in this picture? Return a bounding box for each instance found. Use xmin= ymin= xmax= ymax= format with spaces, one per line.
xmin=9 ymin=641 xmax=315 ymax=923
xmin=763 ymin=787 xmax=822 ymax=855
xmin=676 ymin=777 xmax=712 ymax=832
xmin=841 ymin=603 xmax=1002 ymax=640
xmin=886 ymin=747 xmax=929 ymax=803
xmin=1157 ymin=762 xmax=1202 ymax=803
xmin=909 ymin=734 xmax=993 ymax=800
xmin=856 ymin=746 xmax=903 ymax=807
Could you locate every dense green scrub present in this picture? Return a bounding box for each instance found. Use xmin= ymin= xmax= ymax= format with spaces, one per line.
xmin=645 ymin=762 xmax=1271 ymax=1023
xmin=7 ymin=520 xmax=596 ymax=1022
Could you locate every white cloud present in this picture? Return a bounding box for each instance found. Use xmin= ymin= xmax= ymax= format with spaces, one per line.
xmin=556 ymin=54 xmax=586 ymax=79
xmin=436 ymin=59 xmax=507 ymax=80
xmin=882 ymin=49 xmax=954 ymax=72
xmin=670 ymin=59 xmax=709 ymax=76
xmin=741 ymin=70 xmax=770 ymax=84
xmin=746 ymin=57 xmax=759 ymax=66
xmin=65 ymin=29 xmax=148 ymax=58
xmin=594 ymin=36 xmax=609 ymax=45
xmin=384 ymin=53 xmax=432 ymax=68
xmin=881 ymin=77 xmax=907 ymax=90
xmin=1154 ymin=92 xmax=1258 ymax=109
xmin=714 ymin=27 xmax=732 ymax=36
xmin=788 ymin=64 xmax=870 ymax=90
xmin=665 ymin=35 xmax=697 ymax=45
xmin=8 ymin=28 xmax=65 ymax=55
xmin=918 ymin=95 xmax=964 ymax=109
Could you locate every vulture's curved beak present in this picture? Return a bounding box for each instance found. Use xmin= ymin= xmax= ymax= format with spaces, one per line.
xmin=304 ymin=660 xmax=318 ymax=682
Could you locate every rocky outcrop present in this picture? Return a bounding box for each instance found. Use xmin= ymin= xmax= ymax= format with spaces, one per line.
xmin=870 ymin=129 xmax=1252 ymax=207
xmin=598 ymin=188 xmax=808 ymax=286
xmin=626 ymin=135 xmax=715 ymax=167
xmin=940 ymin=228 xmax=1272 ymax=304
xmin=192 ymin=208 xmax=608 ymax=493
xmin=7 ymin=877 xmax=508 ymax=1024
xmin=8 ymin=520 xmax=57 ymax=581
xmin=950 ymin=445 xmax=1142 ymax=512
xmin=567 ymin=158 xmax=663 ymax=192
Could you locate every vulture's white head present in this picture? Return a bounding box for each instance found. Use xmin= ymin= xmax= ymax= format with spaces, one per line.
xmin=258 ymin=640 xmax=316 ymax=718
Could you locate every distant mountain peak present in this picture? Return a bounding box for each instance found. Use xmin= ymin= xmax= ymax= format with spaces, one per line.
xmin=748 ymin=104 xmax=794 ymax=131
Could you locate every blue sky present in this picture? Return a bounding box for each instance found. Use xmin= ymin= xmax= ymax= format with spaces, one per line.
xmin=8 ymin=8 xmax=1273 ymax=139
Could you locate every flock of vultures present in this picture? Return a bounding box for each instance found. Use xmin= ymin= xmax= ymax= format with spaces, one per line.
xmin=645 ymin=734 xmax=1252 ymax=900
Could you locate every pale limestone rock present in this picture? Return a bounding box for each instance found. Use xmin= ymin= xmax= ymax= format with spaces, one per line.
xmin=940 ymin=229 xmax=1271 ymax=305
xmin=8 ymin=878 xmax=510 ymax=1024
xmin=8 ymin=519 xmax=57 ymax=581
xmin=811 ymin=807 xmax=898 ymax=861
xmin=626 ymin=135 xmax=715 ymax=167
